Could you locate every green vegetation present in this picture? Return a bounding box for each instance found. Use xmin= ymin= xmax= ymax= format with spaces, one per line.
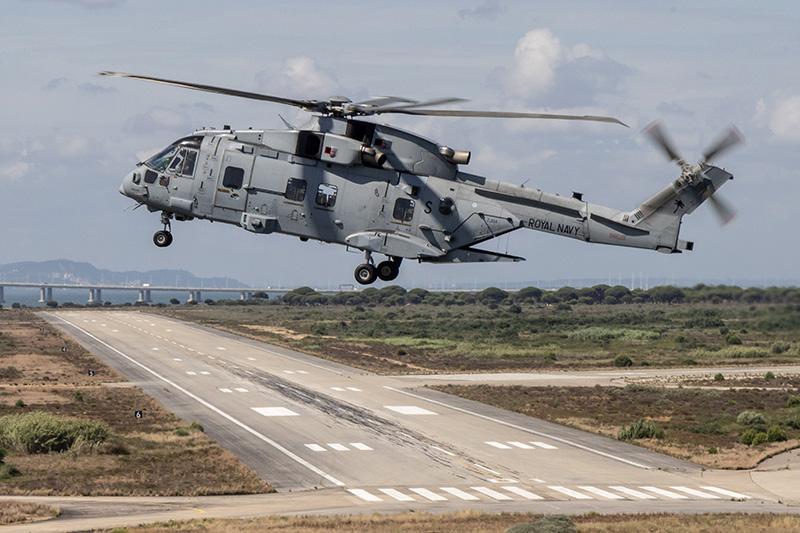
xmin=618 ymin=419 xmax=664 ymax=440
xmin=152 ymin=285 xmax=800 ymax=372
xmin=0 ymin=412 xmax=109 ymax=454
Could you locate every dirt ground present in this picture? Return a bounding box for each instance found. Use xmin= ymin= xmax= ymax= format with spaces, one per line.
xmin=109 ymin=512 xmax=800 ymax=533
xmin=0 ymin=310 xmax=271 ymax=496
xmin=432 ymin=384 xmax=800 ymax=468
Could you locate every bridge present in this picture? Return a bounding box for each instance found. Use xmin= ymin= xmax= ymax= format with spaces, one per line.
xmin=0 ymin=282 xmax=310 ymax=305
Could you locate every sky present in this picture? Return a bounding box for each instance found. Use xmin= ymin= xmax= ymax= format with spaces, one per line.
xmin=1 ymin=0 xmax=799 ymax=288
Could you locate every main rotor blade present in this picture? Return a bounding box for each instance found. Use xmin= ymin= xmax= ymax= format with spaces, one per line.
xmin=643 ymin=121 xmax=683 ymax=162
xmin=376 ymin=97 xmax=469 ymax=111
xmin=352 ymin=96 xmax=418 ymax=107
xmin=708 ymin=193 xmax=736 ymax=225
xmin=702 ymin=125 xmax=744 ymax=164
xmin=99 ymin=71 xmax=316 ymax=110
xmin=378 ymin=108 xmax=628 ymax=126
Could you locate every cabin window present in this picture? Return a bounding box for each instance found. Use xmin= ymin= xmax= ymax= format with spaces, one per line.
xmin=168 ymin=149 xmax=185 ymax=172
xmin=285 ymin=178 xmax=307 ymax=202
xmin=315 ymin=183 xmax=338 ymax=208
xmin=222 ymin=166 xmax=245 ymax=189
xmin=179 ymin=150 xmax=198 ymax=177
xmin=393 ymin=198 xmax=415 ymax=223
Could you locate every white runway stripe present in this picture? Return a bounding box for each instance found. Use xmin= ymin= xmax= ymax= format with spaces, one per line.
xmin=471 ymin=486 xmax=513 ymax=501
xmin=385 ymin=405 xmax=437 ymax=415
xmin=304 ymin=444 xmax=326 ymax=452
xmin=251 ymin=407 xmax=300 ymax=417
xmin=671 ymin=486 xmax=720 ymax=499
xmin=486 ymin=441 xmax=513 ymax=449
xmin=700 ymin=486 xmax=750 ymax=499
xmin=409 ymin=487 xmax=447 ymax=501
xmin=330 ymin=387 xmax=345 ymax=391
xmin=219 ymin=388 xmax=232 ymax=393
xmin=530 ymin=441 xmax=557 ymax=449
xmin=379 ymin=488 xmax=414 ymax=502
xmin=502 ymin=486 xmax=543 ymax=500
xmin=346 ymin=387 xmax=362 ymax=391
xmin=578 ymin=486 xmax=624 ymax=499
xmin=608 ymin=486 xmax=656 ymax=499
xmin=350 ymin=442 xmax=373 ymax=450
xmin=186 ymin=371 xmax=197 ymax=375
xmin=199 ymin=371 xmax=210 ymax=375
xmin=348 ymin=489 xmax=381 ymax=502
xmin=297 ymin=370 xmax=309 ymax=374
xmin=234 ymin=387 xmax=248 ymax=393
xmin=441 ymin=487 xmax=479 ymax=500
xmin=173 ymin=358 xmax=182 ymax=361
xmin=548 ymin=486 xmax=592 ymax=499
xmin=327 ymin=443 xmax=349 ymax=451
xmin=640 ymin=486 xmax=688 ymax=499
xmin=508 ymin=441 xmax=534 ymax=449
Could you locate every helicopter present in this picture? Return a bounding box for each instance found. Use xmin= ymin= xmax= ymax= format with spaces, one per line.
xmin=106 ymin=71 xmax=742 ymax=285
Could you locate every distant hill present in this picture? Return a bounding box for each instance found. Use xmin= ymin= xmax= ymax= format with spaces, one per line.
xmin=0 ymin=259 xmax=248 ymax=288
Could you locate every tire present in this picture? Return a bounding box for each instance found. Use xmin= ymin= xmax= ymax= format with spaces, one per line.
xmin=153 ymin=230 xmax=172 ymax=248
xmin=376 ymin=260 xmax=399 ymax=281
xmin=354 ymin=263 xmax=377 ymax=285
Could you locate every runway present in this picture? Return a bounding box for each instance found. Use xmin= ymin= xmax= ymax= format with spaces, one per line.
xmin=24 ymin=309 xmax=796 ymax=527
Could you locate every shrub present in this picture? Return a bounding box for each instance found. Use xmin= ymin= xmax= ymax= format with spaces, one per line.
xmin=0 ymin=366 xmax=22 ymax=379
xmin=174 ymin=428 xmax=190 ymax=437
xmin=15 ymin=399 xmax=25 ymax=408
xmin=771 ymin=342 xmax=791 ymax=354
xmin=618 ymin=419 xmax=664 ymax=440
xmin=765 ymin=371 xmax=776 ymax=381
xmin=740 ymin=429 xmax=768 ymax=446
xmin=766 ymin=425 xmax=788 ymax=442
xmin=714 ymin=373 xmax=725 ymax=381
xmin=74 ymin=391 xmax=85 ymax=402
xmin=786 ymin=395 xmax=800 ymax=408
xmin=169 ymin=298 xmax=180 ymax=305
xmin=726 ymin=334 xmax=742 ymax=345
xmin=0 ymin=411 xmax=109 ymax=454
xmin=736 ymin=410 xmax=766 ymax=427
xmin=189 ymin=422 xmax=204 ymax=433
xmin=0 ymin=462 xmax=20 ymax=479
xmin=784 ymin=413 xmax=800 ymax=430
xmin=613 ymin=355 xmax=633 ymax=368
xmin=506 ymin=516 xmax=576 ymax=533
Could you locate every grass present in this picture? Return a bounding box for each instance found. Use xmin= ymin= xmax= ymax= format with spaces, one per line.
xmin=431 ymin=384 xmax=800 ymax=468
xmin=148 ymin=301 xmax=800 ymax=373
xmin=106 ymin=512 xmax=800 ymax=532
xmin=0 ymin=501 xmax=60 ymax=525
xmin=0 ymin=309 xmax=271 ymax=496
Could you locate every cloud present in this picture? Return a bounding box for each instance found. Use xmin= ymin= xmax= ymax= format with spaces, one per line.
xmin=123 ymin=107 xmax=193 ymax=135
xmin=42 ymin=77 xmax=69 ymax=91
xmin=656 ymin=101 xmax=694 ymax=117
xmin=458 ymin=1 xmax=503 ymax=20
xmin=1 ymin=162 xmax=31 ymax=181
xmin=78 ymin=82 xmax=117 ymax=95
xmin=768 ymin=95 xmax=800 ymax=143
xmin=496 ymin=29 xmax=632 ymax=107
xmin=54 ymin=135 xmax=91 ymax=158
xmin=257 ymin=56 xmax=339 ymax=98
xmin=47 ymin=0 xmax=125 ymax=9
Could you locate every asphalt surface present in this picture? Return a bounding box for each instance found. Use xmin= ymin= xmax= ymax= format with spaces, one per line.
xmin=6 ymin=309 xmax=796 ymax=531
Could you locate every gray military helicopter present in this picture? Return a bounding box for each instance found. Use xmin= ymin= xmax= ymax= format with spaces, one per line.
xmin=107 ymin=71 xmax=742 ymax=285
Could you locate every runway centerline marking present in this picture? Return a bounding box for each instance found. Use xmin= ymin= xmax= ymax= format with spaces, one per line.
xmin=252 ymin=407 xmax=300 ymax=417
xmin=385 ymin=405 xmax=437 ymax=415
xmin=47 ymin=313 xmax=344 ymax=487
xmin=383 ymin=386 xmax=651 ymax=470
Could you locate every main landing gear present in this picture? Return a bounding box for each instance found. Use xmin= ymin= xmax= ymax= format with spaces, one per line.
xmin=354 ymin=252 xmax=402 ymax=285
xmin=153 ymin=212 xmax=173 ymax=248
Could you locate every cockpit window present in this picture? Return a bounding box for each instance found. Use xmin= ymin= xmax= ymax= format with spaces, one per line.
xmin=180 ymin=150 xmax=198 ymax=177
xmin=144 ymin=145 xmax=179 ymax=172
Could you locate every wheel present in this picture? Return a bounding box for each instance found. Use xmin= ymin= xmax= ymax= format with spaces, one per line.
xmin=354 ymin=263 xmax=377 ymax=285
xmin=153 ymin=230 xmax=172 ymax=248
xmin=376 ymin=260 xmax=399 ymax=281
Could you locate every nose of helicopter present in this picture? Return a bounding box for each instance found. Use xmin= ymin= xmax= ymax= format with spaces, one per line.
xmin=119 ymin=169 xmax=139 ymax=198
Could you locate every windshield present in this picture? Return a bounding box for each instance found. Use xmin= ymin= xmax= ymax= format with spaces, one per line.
xmin=144 ymin=145 xmax=179 ymax=171
xmin=143 ymin=136 xmax=203 ymax=171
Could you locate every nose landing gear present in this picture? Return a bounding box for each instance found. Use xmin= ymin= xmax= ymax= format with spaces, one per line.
xmin=354 ymin=253 xmax=401 ymax=285
xmin=153 ymin=212 xmax=173 ymax=248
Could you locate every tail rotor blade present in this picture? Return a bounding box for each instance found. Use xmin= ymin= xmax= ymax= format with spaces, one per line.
xmin=708 ymin=194 xmax=736 ymax=225
xmin=643 ymin=120 xmax=683 ymax=163
xmin=702 ymin=125 xmax=744 ymax=164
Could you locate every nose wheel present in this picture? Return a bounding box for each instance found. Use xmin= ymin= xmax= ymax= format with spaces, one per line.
xmin=153 ymin=213 xmax=173 ymax=248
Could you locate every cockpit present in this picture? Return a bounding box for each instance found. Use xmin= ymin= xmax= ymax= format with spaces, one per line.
xmin=143 ymin=135 xmax=203 ymax=175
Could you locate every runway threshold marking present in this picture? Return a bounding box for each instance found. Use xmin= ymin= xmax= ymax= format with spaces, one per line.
xmin=252 ymin=407 xmax=300 ymax=417
xmin=385 ymin=405 xmax=437 ymax=415
xmin=47 ymin=313 xmax=345 ymax=487
xmin=383 ymin=386 xmax=651 ymax=470
xmin=700 ymin=486 xmax=750 ymax=499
